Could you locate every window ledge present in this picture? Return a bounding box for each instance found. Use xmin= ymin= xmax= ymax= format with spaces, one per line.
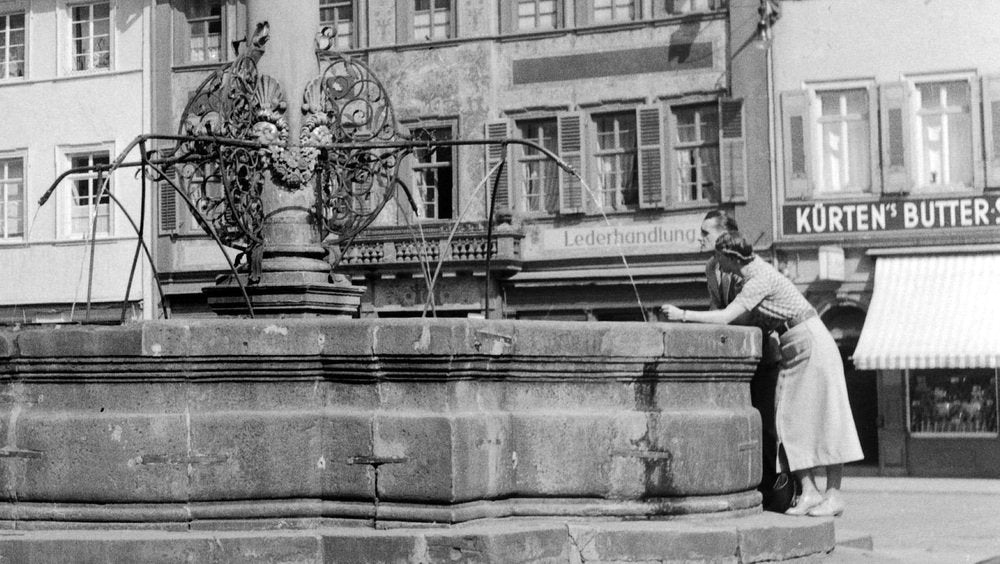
xmin=0 ymin=68 xmax=140 ymax=88
xmin=171 ymin=61 xmax=229 ymax=73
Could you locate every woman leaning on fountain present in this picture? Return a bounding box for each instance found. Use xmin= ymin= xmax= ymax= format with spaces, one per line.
xmin=662 ymin=231 xmax=864 ymax=517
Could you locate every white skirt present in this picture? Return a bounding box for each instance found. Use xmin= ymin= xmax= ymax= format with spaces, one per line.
xmin=775 ymin=316 xmax=865 ymax=472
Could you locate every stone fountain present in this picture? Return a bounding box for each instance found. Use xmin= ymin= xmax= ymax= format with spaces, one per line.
xmin=0 ymin=2 xmax=835 ymax=561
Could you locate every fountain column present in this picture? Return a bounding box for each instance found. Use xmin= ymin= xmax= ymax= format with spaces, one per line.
xmin=203 ymin=0 xmax=366 ymax=316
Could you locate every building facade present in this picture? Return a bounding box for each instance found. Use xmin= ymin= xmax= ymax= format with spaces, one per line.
xmin=769 ymin=0 xmax=1000 ymax=477
xmin=0 ymin=0 xmax=155 ymax=323
xmin=152 ymin=0 xmax=773 ymax=322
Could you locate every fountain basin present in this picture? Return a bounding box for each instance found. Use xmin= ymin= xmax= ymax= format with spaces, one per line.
xmin=0 ymin=318 xmax=764 ymax=527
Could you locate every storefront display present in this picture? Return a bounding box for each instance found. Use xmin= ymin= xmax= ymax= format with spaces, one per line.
xmin=908 ymin=369 xmax=998 ymax=435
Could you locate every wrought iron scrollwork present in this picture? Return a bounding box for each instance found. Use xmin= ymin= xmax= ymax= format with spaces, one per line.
xmin=175 ymin=23 xmax=275 ymax=258
xmin=311 ymin=55 xmax=411 ymax=243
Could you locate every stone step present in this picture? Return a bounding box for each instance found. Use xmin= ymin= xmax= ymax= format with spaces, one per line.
xmin=0 ymin=513 xmax=834 ymax=563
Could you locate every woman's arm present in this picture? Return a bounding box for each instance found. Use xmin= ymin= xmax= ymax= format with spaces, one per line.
xmin=661 ymin=301 xmax=748 ymax=325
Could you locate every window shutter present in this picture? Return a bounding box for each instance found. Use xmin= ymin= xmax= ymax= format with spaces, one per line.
xmin=500 ymin=0 xmax=515 ymax=33
xmin=879 ymin=82 xmax=911 ymax=195
xmin=719 ymin=98 xmax=747 ymax=202
xmin=395 ymin=0 xmax=411 ymax=43
xmin=557 ymin=112 xmax=585 ymax=214
xmin=866 ymin=84 xmax=882 ymax=194
xmin=780 ymin=90 xmax=812 ymax=200
xmin=636 ymin=105 xmax=665 ymax=209
xmin=575 ymin=0 xmax=593 ymax=27
xmin=983 ymin=75 xmax=1000 ymax=189
xmin=485 ymin=120 xmax=511 ymax=213
xmin=159 ymin=167 xmax=178 ymax=233
xmin=970 ymin=77 xmax=985 ymax=190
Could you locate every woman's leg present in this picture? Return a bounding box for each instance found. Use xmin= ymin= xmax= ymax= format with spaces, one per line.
xmin=808 ymin=464 xmax=846 ymax=516
xmin=785 ymin=467 xmax=824 ymax=515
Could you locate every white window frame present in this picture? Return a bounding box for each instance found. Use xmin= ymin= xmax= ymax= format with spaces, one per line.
xmin=58 ymin=144 xmax=115 ymax=240
xmin=654 ymin=0 xmax=725 ymax=17
xmin=0 ymin=9 xmax=26 ymax=80
xmin=671 ymin=102 xmax=719 ymax=204
xmin=413 ymin=0 xmax=452 ymax=41
xmin=186 ymin=0 xmax=224 ymax=63
xmin=0 ymin=150 xmax=27 ymax=242
xmin=907 ymin=72 xmax=979 ymax=194
xmin=808 ymin=80 xmax=876 ymax=196
xmin=66 ymin=1 xmax=112 ymax=73
xmin=592 ymin=110 xmax=639 ymax=212
xmin=515 ymin=117 xmax=560 ymax=215
xmin=409 ymin=125 xmax=455 ymax=221
xmin=592 ymin=0 xmax=636 ymax=23
xmin=516 ymin=0 xmax=559 ymax=31
xmin=320 ymin=0 xmax=356 ymax=49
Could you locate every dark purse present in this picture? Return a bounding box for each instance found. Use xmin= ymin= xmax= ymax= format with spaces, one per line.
xmin=765 ymin=472 xmax=796 ymax=513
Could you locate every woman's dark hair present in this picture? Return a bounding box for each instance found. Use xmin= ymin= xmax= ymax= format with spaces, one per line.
xmin=714 ymin=231 xmax=755 ymax=264
xmin=703 ymin=209 xmax=739 ymax=234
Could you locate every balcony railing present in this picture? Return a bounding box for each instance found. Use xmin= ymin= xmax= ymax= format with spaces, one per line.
xmin=339 ymin=221 xmax=522 ymax=273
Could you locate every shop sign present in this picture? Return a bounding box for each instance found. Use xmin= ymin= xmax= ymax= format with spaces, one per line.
xmin=783 ymin=195 xmax=1000 ymax=235
xmin=522 ymin=213 xmax=702 ymax=260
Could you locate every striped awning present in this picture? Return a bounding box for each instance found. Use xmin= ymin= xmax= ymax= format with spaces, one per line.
xmin=853 ymin=254 xmax=1000 ymax=370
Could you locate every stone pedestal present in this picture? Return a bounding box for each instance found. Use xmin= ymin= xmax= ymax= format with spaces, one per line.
xmin=204 ymin=273 xmax=365 ymax=317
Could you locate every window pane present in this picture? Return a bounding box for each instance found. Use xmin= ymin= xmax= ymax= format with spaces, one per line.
xmin=73 ymin=23 xmax=86 ymax=41
xmin=72 ymin=6 xmax=89 ymax=22
xmin=10 ymin=29 xmax=23 ymax=46
xmin=435 ymin=0 xmax=449 ymax=8
xmin=416 ymin=0 xmax=430 ymax=10
xmin=93 ymin=2 xmax=110 ymax=20
xmin=6 ymin=159 xmax=22 ymax=179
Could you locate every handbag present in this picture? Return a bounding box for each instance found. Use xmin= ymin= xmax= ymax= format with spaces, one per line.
xmin=764 ymin=472 xmax=796 ymax=513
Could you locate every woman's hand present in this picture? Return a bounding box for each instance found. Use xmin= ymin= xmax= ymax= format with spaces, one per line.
xmin=661 ymin=304 xmax=685 ymax=321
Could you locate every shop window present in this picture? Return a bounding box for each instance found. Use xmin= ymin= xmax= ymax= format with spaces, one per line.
xmin=411 ymin=127 xmax=454 ymax=220
xmin=594 ymin=111 xmax=639 ymax=210
xmin=71 ymin=2 xmax=110 ymax=71
xmin=320 ymin=0 xmax=356 ymax=49
xmin=912 ymin=80 xmax=974 ymax=192
xmin=517 ymin=119 xmax=559 ymax=214
xmin=0 ymin=11 xmax=25 ymax=79
xmin=187 ymin=1 xmax=223 ymax=63
xmin=671 ymin=103 xmax=719 ymax=203
xmin=816 ymin=89 xmax=872 ymax=194
xmin=67 ymin=151 xmax=111 ymax=238
xmin=0 ymin=156 xmax=24 ymax=239
xmin=908 ymin=368 xmax=998 ymax=436
xmin=398 ymin=0 xmax=454 ymax=42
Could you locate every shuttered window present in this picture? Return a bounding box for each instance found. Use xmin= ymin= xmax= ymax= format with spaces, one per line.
xmin=516 ymin=119 xmax=559 ymax=213
xmin=670 ymin=103 xmax=719 ymax=203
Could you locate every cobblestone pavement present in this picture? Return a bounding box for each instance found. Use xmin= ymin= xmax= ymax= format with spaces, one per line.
xmin=828 ymin=477 xmax=1000 ymax=563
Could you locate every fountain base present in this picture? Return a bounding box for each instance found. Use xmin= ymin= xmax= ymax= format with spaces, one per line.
xmin=203 ymin=273 xmax=365 ymax=317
